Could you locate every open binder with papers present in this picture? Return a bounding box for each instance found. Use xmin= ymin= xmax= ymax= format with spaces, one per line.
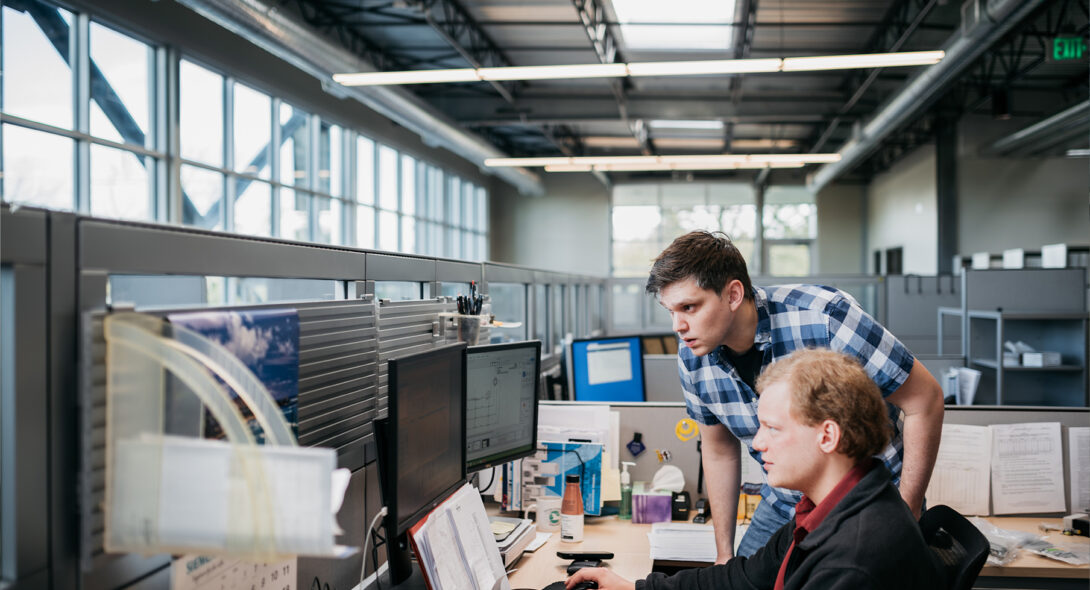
xmin=102 ymin=312 xmax=351 ymax=559
xmin=409 ymin=483 xmax=512 ymax=590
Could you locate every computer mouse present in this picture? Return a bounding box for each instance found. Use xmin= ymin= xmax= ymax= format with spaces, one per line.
xmin=572 ymin=582 xmax=598 ymax=590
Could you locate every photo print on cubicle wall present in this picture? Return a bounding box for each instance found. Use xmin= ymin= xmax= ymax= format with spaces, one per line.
xmin=168 ymin=308 xmax=300 ymax=443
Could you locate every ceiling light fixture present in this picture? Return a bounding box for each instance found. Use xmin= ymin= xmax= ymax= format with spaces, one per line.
xmin=486 ymin=153 xmax=840 ymax=170
xmin=333 ymin=51 xmax=946 ymax=86
xmin=648 ymin=119 xmax=726 ymax=130
xmin=544 ymin=161 xmax=805 ymax=172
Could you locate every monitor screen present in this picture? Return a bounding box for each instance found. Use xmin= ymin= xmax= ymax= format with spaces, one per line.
xmin=465 ymin=341 xmax=542 ymax=471
xmin=570 ymin=336 xmax=646 ymax=402
xmin=387 ymin=343 xmax=467 ymax=535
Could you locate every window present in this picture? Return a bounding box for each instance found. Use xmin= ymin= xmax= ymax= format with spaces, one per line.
xmin=489 ymin=283 xmax=528 ymax=343
xmin=610 ymin=182 xmax=813 ymax=277
xmin=0 ymin=0 xmax=489 ymax=258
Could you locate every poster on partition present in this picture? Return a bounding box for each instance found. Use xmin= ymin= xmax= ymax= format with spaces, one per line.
xmin=168 ymin=308 xmax=300 ymax=443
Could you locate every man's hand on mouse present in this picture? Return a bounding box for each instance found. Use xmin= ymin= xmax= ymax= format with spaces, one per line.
xmin=565 ymin=567 xmax=634 ymax=590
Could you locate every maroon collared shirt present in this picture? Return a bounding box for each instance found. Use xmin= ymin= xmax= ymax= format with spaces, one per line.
xmin=772 ymin=459 xmax=878 ymax=590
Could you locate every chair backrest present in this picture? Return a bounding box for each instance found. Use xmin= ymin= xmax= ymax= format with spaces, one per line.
xmin=919 ymin=505 xmax=990 ymax=590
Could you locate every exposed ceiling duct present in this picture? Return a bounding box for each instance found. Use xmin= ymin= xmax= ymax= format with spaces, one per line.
xmin=176 ymin=0 xmax=545 ymax=196
xmin=981 ymin=101 xmax=1090 ymax=156
xmin=807 ymin=0 xmax=1048 ymax=194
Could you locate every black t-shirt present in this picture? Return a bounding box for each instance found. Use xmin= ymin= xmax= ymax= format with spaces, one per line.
xmin=723 ymin=345 xmax=764 ymax=392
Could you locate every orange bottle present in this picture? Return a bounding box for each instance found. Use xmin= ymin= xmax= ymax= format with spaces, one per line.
xmin=560 ymin=474 xmax=584 ymax=542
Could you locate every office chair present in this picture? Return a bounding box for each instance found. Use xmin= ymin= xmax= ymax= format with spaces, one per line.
xmin=919 ymin=505 xmax=990 ymax=590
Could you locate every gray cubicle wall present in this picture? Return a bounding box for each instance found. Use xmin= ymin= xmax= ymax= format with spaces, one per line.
xmin=0 ymin=205 xmax=611 ymax=590
xmin=885 ymin=275 xmax=961 ymax=355
xmin=581 ymin=402 xmax=1089 ymax=518
xmin=0 ymin=207 xmax=51 ymax=589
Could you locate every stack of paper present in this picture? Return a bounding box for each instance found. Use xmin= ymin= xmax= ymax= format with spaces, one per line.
xmin=647 ymin=522 xmax=716 ymax=562
xmin=410 ymin=484 xmax=511 ymax=590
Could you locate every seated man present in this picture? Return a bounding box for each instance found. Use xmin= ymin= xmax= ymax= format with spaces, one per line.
xmin=567 ymin=349 xmax=943 ymax=590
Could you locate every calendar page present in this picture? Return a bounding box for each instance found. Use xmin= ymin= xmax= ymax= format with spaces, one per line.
xmin=172 ymin=554 xmax=297 ymax=590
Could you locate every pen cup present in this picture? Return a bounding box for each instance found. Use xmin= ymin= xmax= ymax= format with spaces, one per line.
xmin=453 ymin=314 xmax=483 ymax=345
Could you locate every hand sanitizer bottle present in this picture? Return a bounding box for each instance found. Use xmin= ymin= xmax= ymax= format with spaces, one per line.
xmin=619 ymin=462 xmax=635 ymax=520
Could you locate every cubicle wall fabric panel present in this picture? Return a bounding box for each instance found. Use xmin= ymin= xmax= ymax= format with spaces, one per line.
xmin=375 ymin=298 xmax=453 ymax=419
xmin=78 ymin=298 xmax=379 ymax=573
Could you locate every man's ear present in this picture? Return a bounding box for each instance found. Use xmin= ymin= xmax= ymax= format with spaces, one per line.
xmin=816 ymin=420 xmax=841 ymax=455
xmin=726 ymin=279 xmax=746 ymax=311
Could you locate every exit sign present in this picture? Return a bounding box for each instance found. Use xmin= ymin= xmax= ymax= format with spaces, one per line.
xmin=1052 ymin=36 xmax=1087 ymax=61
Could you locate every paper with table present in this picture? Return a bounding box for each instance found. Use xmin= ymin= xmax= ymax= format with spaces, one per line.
xmin=925 ymin=424 xmax=992 ymax=515
xmin=991 ymin=422 xmax=1065 ymax=514
xmin=1069 ymin=427 xmax=1089 ymax=511
xmin=410 ymin=483 xmax=511 ymax=590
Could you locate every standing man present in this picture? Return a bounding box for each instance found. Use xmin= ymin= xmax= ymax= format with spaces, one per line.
xmin=645 ymin=231 xmax=944 ymax=561
xmin=567 ymin=349 xmax=945 ymax=590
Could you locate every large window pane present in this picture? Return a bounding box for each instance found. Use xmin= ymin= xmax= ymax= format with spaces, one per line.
xmin=89 ymin=22 xmax=151 ymax=146
xmin=450 ymin=177 xmax=462 ymax=226
xmin=462 ymin=181 xmax=475 ymax=230
xmin=476 ymin=187 xmax=487 ymax=230
xmin=429 ymin=167 xmax=444 ymax=220
xmin=534 ymin=284 xmax=548 ymax=346
xmin=234 ymin=180 xmax=271 ymax=236
xmin=315 ymin=196 xmax=341 ymax=244
xmin=318 ymin=120 xmax=341 ymax=197
xmin=279 ymin=188 xmax=308 ymax=241
xmin=763 ymin=203 xmax=816 ymax=239
xmin=2 ymin=4 xmax=73 ymax=129
xmin=400 ymin=154 xmax=415 ymax=215
xmin=357 ymin=136 xmax=374 ymax=205
xmin=378 ymin=210 xmax=398 ymax=251
xmin=551 ymin=284 xmax=566 ymax=352
xmin=768 ymin=243 xmax=812 ymax=276
xmin=180 ymin=59 xmax=223 ymax=166
xmin=374 ymin=281 xmax=421 ymax=301
xmin=377 ymin=145 xmax=398 ymax=210
xmin=180 ymin=164 xmax=223 ymax=230
xmin=612 ymin=206 xmax=661 ymax=242
xmin=356 ymin=205 xmax=375 ymax=249
xmin=613 ymin=241 xmax=660 ymax=278
xmin=280 ymin=103 xmax=307 ymax=187
xmin=90 ymin=144 xmax=151 ymax=220
xmin=489 ymin=283 xmax=527 ymax=343
xmin=1 ymin=124 xmax=74 ymax=210
xmin=400 ymin=215 xmax=415 ymax=254
xmin=233 ymin=83 xmax=270 ymax=178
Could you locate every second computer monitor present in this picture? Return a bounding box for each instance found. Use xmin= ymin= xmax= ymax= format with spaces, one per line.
xmin=465 ymin=341 xmax=542 ymax=471
xmin=570 ymin=336 xmax=646 ymax=402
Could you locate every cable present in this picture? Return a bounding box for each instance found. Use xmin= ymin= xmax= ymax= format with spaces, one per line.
xmin=360 ymin=505 xmax=389 ymax=590
xmin=478 ymin=467 xmax=496 ymax=493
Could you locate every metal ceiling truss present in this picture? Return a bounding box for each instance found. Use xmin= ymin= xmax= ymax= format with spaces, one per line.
xmin=728 ymin=0 xmax=759 ymax=105
xmin=949 ymin=0 xmax=1088 ymax=115
xmin=571 ymin=0 xmax=651 ymax=156
xmin=806 ymin=0 xmax=942 ymax=154
xmin=281 ymin=0 xmax=409 ymax=71
xmin=862 ymin=0 xmax=1088 ymax=177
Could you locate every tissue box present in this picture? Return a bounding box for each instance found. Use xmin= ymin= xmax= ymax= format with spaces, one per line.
xmin=1022 ymin=351 xmax=1061 ymax=367
xmin=632 ymin=483 xmax=673 ymax=524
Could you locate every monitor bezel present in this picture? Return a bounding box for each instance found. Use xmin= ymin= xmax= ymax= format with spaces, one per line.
xmin=385 ymin=342 xmax=468 ymax=537
xmin=568 ymin=334 xmax=648 ymax=402
xmin=464 ymin=339 xmax=543 ymax=472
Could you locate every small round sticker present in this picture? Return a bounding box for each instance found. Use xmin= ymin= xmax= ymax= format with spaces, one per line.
xmin=675 ymin=418 xmax=699 ymax=441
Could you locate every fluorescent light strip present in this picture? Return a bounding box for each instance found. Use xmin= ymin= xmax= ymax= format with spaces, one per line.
xmin=335 ymin=51 xmax=945 ymax=87
xmin=485 ymin=154 xmax=840 ymax=168
xmin=544 ymin=161 xmax=805 ymax=172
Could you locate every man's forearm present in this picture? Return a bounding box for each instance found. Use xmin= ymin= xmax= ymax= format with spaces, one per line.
xmin=702 ymin=439 xmax=741 ymax=562
xmin=889 ymin=361 xmax=945 ymax=517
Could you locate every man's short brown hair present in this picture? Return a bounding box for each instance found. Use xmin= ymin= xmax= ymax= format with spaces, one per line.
xmin=756 ymin=349 xmax=891 ymax=462
xmin=645 ymin=231 xmax=753 ymax=299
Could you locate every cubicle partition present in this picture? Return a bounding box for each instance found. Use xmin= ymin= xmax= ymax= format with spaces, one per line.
xmin=0 ymin=205 xmax=607 ymax=590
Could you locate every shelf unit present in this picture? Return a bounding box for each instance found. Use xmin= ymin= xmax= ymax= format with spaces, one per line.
xmin=964 ymin=310 xmax=1088 ymax=406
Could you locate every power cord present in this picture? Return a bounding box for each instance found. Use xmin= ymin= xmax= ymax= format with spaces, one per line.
xmin=360 ymin=505 xmax=389 ymax=590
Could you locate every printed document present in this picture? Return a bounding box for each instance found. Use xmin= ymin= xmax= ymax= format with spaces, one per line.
xmin=412 ymin=483 xmax=511 ymax=590
xmin=990 ymin=423 xmax=1065 ymax=514
xmin=1069 ymin=427 xmax=1090 ymax=511
xmin=925 ymin=424 xmax=991 ymax=515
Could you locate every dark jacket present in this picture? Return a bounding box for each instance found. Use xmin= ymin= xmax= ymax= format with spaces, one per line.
xmin=636 ymin=465 xmax=944 ymax=590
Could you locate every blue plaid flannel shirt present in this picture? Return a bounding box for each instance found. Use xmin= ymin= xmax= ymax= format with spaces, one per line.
xmin=678 ymin=284 xmax=915 ymax=521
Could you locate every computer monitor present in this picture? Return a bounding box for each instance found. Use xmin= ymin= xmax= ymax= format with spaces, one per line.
xmin=465 ymin=341 xmax=542 ymax=472
xmin=376 ymin=343 xmax=467 ymax=584
xmin=569 ymin=336 xmax=646 ymax=402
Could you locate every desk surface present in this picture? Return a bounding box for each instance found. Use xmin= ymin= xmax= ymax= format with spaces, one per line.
xmin=506 ymin=516 xmax=1088 ymax=588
